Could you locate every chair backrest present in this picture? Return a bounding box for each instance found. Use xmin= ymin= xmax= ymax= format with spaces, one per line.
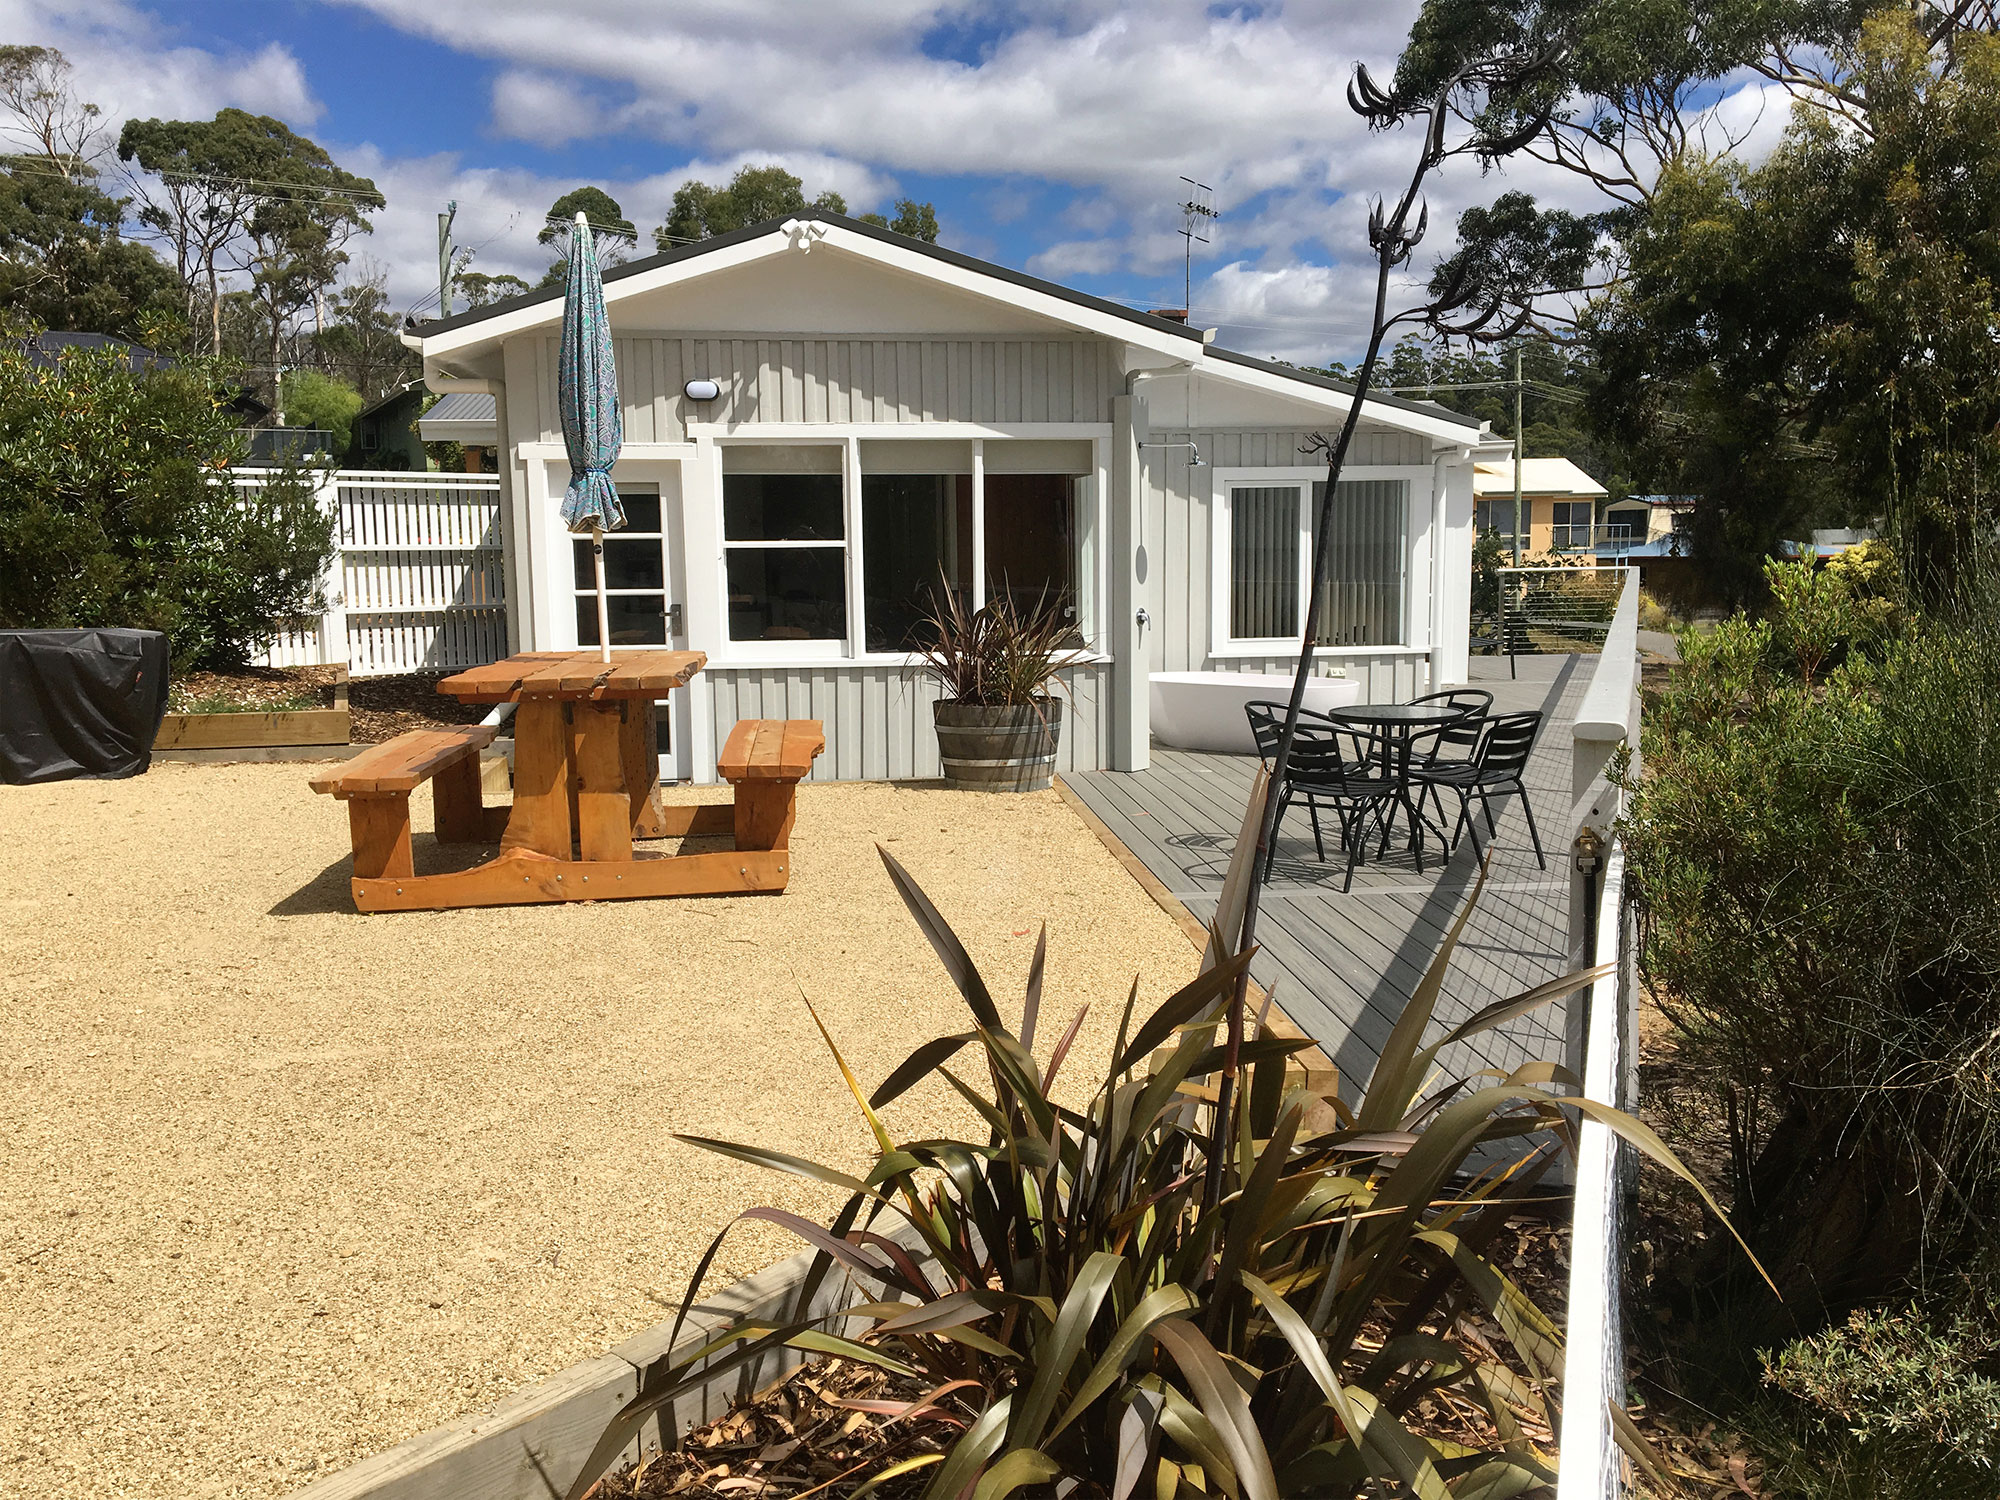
xmin=1475 ymin=710 xmax=1543 ymax=778
xmin=1408 ymin=688 xmax=1492 ymax=748
xmin=1244 ymin=701 xmax=1352 ymax=784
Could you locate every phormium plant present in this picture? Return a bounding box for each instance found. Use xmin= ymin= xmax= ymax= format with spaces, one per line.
xmin=569 ymin=842 xmax=1754 ymax=1499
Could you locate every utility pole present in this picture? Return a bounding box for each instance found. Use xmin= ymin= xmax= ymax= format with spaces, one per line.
xmin=437 ymin=200 xmax=458 ymax=318
xmin=1512 ymin=344 xmax=1524 ymax=565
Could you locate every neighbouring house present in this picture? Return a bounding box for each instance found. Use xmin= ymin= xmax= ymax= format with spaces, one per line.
xmin=408 ymin=212 xmax=1506 ymax=783
xmin=1471 ymin=456 xmax=1608 ymax=558
xmin=1781 ymin=526 xmax=1879 ymax=559
xmin=349 ymin=383 xmax=430 ymax=470
xmin=416 ymin=390 xmax=500 ymax=471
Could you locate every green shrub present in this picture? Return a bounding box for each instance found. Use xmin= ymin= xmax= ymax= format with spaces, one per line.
xmin=1765 ymin=1291 xmax=2000 ymax=1474
xmin=277 ymin=368 xmax=363 ymax=455
xmin=0 ymin=316 xmax=334 ymax=667
xmin=1626 ymin=555 xmax=2000 ymax=1313
xmin=571 ymin=847 xmax=1736 ymax=1500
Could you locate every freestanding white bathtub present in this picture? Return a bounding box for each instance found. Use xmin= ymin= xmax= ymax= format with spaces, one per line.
xmin=1148 ymin=670 xmax=1366 ymax=755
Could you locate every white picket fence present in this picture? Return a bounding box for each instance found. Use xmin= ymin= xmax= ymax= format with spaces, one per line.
xmin=242 ymin=469 xmax=509 ymax=677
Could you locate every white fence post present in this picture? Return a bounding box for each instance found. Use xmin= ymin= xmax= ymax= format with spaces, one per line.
xmin=314 ymin=468 xmax=348 ymax=668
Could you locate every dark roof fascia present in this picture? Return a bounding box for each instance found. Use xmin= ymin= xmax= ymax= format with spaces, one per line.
xmin=414 ymin=211 xmax=1206 ymax=346
xmin=1200 ymin=346 xmax=1482 ymax=430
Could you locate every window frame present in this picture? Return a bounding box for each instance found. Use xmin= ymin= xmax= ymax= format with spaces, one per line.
xmin=713 ymin=439 xmax=853 ymax=662
xmin=709 ymin=434 xmax=1108 ymax=667
xmin=1209 ymin=465 xmax=1425 ymax=658
xmin=1550 ymin=500 xmax=1595 ymax=551
xmin=571 ymin=483 xmax=670 ymax=649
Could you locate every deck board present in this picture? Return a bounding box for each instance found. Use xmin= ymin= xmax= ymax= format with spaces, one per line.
xmin=1063 ymin=658 xmax=1590 ymax=1099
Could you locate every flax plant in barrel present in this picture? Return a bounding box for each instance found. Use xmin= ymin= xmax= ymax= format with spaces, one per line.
xmin=570 ymin=845 xmax=1751 ymax=1500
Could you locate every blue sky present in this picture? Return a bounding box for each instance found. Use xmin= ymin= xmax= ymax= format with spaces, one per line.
xmin=9 ymin=0 xmax=1791 ymax=361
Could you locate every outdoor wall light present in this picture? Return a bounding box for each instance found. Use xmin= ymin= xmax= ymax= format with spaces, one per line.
xmin=684 ymin=379 xmax=720 ymax=401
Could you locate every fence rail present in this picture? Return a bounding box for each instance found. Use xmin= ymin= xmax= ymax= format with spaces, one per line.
xmin=1560 ymin=566 xmax=1642 ymax=1500
xmin=243 ymin=469 xmax=508 ymax=677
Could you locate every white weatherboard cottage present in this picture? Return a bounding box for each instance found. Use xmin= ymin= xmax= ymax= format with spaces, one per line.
xmin=408 ymin=214 xmax=1500 ymax=784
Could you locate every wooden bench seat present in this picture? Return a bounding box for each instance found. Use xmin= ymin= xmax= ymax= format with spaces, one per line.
xmin=310 ymin=726 xmax=499 ymax=880
xmin=717 ymin=719 xmax=824 ymax=852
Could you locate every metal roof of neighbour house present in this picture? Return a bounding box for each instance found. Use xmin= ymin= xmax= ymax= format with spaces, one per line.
xmin=24 ymin=331 xmax=167 ymax=371
xmin=422 ymin=392 xmax=496 ymax=423
xmin=1470 ymin=456 xmax=1609 ymax=497
xmin=414 ymin=213 xmax=1483 ymax=432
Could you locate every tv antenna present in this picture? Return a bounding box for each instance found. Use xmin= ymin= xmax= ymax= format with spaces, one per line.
xmin=1178 ymin=177 xmax=1218 ymax=317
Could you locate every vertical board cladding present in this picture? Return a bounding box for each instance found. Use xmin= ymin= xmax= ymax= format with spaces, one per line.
xmin=702 ymin=662 xmax=1112 ymax=782
xmin=1141 ymin=427 xmax=1432 ymax=676
xmin=533 ymin=336 xmax=1120 ymax=439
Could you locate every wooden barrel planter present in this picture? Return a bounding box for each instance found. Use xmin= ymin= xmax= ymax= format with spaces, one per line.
xmin=933 ymin=700 xmax=1062 ymax=792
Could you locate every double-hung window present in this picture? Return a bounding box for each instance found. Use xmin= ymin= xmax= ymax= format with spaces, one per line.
xmin=722 ymin=446 xmax=847 ymax=647
xmin=1221 ymin=477 xmax=1408 ymax=649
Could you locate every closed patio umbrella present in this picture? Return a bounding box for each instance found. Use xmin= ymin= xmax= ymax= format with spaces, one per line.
xmin=558 ymin=211 xmax=624 ymax=663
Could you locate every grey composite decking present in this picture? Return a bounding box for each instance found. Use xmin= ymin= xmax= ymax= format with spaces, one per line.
xmin=1064 ymin=656 xmax=1591 ymax=1098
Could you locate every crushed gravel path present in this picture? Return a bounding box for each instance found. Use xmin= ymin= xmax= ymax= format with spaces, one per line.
xmin=0 ymin=765 xmax=1193 ymax=1499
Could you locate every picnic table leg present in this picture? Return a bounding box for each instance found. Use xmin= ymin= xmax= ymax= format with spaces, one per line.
xmin=619 ymin=699 xmax=670 ymax=837
xmin=432 ymin=753 xmax=485 ymax=843
xmin=347 ymin=793 xmax=414 ymax=880
xmin=502 ymin=699 xmax=575 ymax=858
xmin=574 ymin=700 xmax=635 ymax=863
xmin=733 ymin=780 xmax=799 ymax=852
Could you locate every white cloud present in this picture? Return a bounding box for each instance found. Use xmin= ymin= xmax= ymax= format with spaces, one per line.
xmin=0 ymin=0 xmax=320 ymax=130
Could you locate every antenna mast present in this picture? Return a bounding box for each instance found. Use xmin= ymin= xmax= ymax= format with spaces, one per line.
xmin=1178 ymin=177 xmax=1218 ymax=316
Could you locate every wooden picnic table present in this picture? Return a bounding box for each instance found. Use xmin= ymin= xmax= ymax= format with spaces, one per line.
xmin=311 ymin=649 xmax=823 ymax=912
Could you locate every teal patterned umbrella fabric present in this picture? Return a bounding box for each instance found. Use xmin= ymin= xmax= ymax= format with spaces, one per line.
xmin=557 ymin=213 xmax=625 ymax=535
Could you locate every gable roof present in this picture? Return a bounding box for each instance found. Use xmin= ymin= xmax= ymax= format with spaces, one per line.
xmin=1472 ymin=456 xmax=1607 ymax=498
xmin=414 ymin=214 xmax=1482 ymax=436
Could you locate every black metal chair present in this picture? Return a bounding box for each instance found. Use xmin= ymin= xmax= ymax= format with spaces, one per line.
xmin=1244 ymin=702 xmax=1401 ymax=892
xmin=1406 ymin=688 xmax=1492 ymax=766
xmin=1407 ymin=709 xmax=1547 ymax=869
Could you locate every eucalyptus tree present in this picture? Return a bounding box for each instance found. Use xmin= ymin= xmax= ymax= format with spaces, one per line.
xmin=536 ymin=186 xmax=635 ymax=288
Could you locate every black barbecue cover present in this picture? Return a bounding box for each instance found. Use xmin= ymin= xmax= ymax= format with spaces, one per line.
xmin=0 ymin=629 xmax=170 ymax=783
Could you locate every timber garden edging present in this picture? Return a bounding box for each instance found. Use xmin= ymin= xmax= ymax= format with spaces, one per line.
xmin=292 ymin=1245 xmax=870 ymax=1500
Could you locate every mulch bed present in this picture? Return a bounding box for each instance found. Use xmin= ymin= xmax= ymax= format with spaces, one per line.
xmin=588 ymin=1358 xmax=954 ymax=1500
xmin=590 ymin=1218 xmax=1575 ymax=1500
xmin=166 ymin=665 xmax=489 ymax=744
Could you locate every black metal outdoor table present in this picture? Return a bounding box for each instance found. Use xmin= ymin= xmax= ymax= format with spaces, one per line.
xmin=1327 ymin=702 xmax=1467 ymax=871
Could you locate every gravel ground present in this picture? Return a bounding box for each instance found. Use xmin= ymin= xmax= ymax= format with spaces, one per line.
xmin=0 ymin=766 xmax=1194 ymax=1499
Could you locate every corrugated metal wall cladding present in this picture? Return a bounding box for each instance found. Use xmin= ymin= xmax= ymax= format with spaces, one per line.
xmin=532 ymin=337 xmax=1121 ymax=439
xmin=703 ymin=662 xmax=1113 ymax=781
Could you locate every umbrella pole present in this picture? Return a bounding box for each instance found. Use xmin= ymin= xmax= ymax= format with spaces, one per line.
xmin=592 ymin=524 xmax=611 ymax=664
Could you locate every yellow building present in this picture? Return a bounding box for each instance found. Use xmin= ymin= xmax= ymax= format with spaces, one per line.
xmin=1471 ymin=457 xmax=1608 ymax=557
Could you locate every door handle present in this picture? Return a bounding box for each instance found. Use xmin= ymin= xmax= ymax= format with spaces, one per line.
xmin=665 ymin=602 xmax=683 ymax=633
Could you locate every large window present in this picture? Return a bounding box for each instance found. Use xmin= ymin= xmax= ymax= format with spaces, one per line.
xmin=984 ymin=473 xmax=1080 ymax=634
xmin=1223 ymin=478 xmax=1407 ymax=648
xmin=719 ymin=441 xmax=1094 ymax=658
xmin=1551 ymin=501 xmax=1594 ymax=550
xmin=861 ymin=473 xmax=971 ymax=650
xmin=722 ymin=448 xmax=847 ymax=645
xmin=574 ymin=489 xmax=667 ymax=646
xmin=1474 ymin=498 xmax=1520 ymax=540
